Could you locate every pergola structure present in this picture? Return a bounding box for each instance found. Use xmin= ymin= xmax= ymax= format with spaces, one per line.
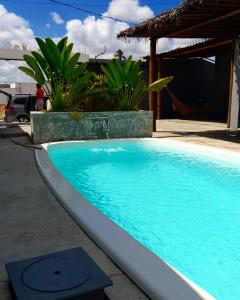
xmin=118 ymin=0 xmax=240 ymax=130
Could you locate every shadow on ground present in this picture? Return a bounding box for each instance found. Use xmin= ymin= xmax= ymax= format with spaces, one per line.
xmin=155 ymin=129 xmax=240 ymax=144
xmin=0 ymin=122 xmax=31 ymax=139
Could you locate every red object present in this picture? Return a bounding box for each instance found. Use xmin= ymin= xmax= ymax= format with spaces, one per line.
xmin=36 ymin=87 xmax=44 ymax=101
xmin=5 ymin=105 xmax=14 ymax=111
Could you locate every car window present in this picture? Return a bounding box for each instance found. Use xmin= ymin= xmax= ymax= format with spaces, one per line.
xmin=13 ymin=97 xmax=28 ymax=105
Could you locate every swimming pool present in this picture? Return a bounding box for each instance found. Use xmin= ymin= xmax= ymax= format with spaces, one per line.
xmin=43 ymin=139 xmax=240 ymax=300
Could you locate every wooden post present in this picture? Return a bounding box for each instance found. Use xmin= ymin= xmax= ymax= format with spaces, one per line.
xmin=149 ymin=37 xmax=156 ymax=111
xmin=149 ymin=37 xmax=156 ymax=131
xmin=157 ymin=58 xmax=162 ymax=119
xmin=227 ymin=41 xmax=234 ymax=128
xmin=228 ymin=38 xmax=240 ymax=130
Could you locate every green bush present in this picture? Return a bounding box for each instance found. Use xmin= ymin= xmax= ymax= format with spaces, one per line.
xmin=101 ymin=56 xmax=146 ymax=111
xmin=19 ymin=37 xmax=91 ymax=112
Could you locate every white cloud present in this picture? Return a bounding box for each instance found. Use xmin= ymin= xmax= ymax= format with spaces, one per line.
xmin=159 ymin=38 xmax=204 ymax=52
xmin=0 ymin=61 xmax=34 ymax=83
xmin=50 ymin=12 xmax=64 ymax=25
xmin=65 ymin=0 xmax=154 ymax=59
xmin=0 ymin=4 xmax=35 ymax=49
xmin=65 ymin=0 xmax=200 ymax=60
xmin=107 ymin=0 xmax=154 ymax=22
xmin=46 ymin=23 xmax=51 ymax=28
xmin=0 ymin=4 xmax=36 ymax=83
xmin=67 ymin=16 xmax=151 ymax=59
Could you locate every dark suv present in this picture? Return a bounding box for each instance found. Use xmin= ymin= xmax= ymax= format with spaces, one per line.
xmin=5 ymin=94 xmax=35 ymax=122
xmin=4 ymin=93 xmax=47 ymax=123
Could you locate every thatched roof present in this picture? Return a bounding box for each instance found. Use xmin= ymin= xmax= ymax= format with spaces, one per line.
xmin=117 ymin=0 xmax=240 ymax=39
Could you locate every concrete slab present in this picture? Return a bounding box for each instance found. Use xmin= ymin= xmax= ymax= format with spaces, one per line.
xmin=154 ymin=119 xmax=240 ymax=152
xmin=0 ymin=123 xmax=30 ymax=138
xmin=0 ymin=136 xmax=149 ymax=300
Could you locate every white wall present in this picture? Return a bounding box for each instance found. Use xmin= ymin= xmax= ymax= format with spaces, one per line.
xmin=0 ymin=48 xmax=89 ymax=62
xmin=0 ymin=92 xmax=9 ymax=105
xmin=10 ymin=82 xmax=36 ymax=94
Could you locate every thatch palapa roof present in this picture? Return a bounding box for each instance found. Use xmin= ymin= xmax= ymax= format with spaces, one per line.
xmin=117 ymin=0 xmax=240 ymax=39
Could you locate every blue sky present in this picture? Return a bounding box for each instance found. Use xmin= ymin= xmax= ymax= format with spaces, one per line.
xmin=1 ymin=0 xmax=182 ymax=38
xmin=1 ymin=0 xmax=196 ymax=82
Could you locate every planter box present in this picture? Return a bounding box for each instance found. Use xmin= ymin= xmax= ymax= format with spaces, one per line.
xmin=31 ymin=111 xmax=153 ymax=144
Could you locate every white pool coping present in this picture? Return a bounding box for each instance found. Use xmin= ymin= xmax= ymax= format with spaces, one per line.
xmin=34 ymin=137 xmax=236 ymax=300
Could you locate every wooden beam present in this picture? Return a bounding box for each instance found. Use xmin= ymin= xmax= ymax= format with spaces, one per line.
xmin=157 ymin=58 xmax=162 ymax=119
xmin=149 ymin=37 xmax=156 ymax=112
xmin=158 ymin=39 xmax=232 ymax=59
xmin=149 ymin=37 xmax=157 ymax=132
xmin=227 ymin=41 xmax=235 ymax=128
xmin=228 ymin=38 xmax=240 ymax=129
xmin=169 ymin=8 xmax=240 ymax=38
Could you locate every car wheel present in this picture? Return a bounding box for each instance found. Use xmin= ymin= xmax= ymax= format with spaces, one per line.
xmin=17 ymin=115 xmax=30 ymax=123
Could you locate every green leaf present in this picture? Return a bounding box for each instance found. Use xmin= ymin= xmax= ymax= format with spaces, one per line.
xmin=148 ymin=76 xmax=174 ymax=92
xmin=18 ymin=66 xmax=35 ymax=80
xmin=45 ymin=38 xmax=62 ymax=71
xmin=64 ymin=53 xmax=80 ymax=80
xmin=23 ymin=55 xmax=46 ymax=85
xmin=61 ymin=43 xmax=73 ymax=70
xmin=57 ymin=37 xmax=68 ymax=53
xmin=31 ymin=51 xmax=50 ymax=80
xmin=35 ymin=37 xmax=57 ymax=73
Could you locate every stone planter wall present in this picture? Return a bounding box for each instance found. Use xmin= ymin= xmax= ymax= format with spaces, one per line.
xmin=31 ymin=111 xmax=153 ymax=144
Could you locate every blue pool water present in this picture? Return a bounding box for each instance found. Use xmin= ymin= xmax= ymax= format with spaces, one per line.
xmin=48 ymin=139 xmax=240 ymax=300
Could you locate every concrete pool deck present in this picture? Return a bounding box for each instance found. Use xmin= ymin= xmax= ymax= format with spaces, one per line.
xmin=154 ymin=119 xmax=240 ymax=152
xmin=1 ymin=119 xmax=240 ymax=300
xmin=0 ymin=136 xmax=149 ymax=300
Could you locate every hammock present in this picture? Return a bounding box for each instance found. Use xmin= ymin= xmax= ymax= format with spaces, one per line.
xmin=166 ymin=88 xmax=216 ymax=119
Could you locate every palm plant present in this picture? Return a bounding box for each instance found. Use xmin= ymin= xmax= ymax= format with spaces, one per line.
xmin=114 ymin=49 xmax=126 ymax=61
xmin=85 ymin=73 xmax=112 ymax=111
xmin=102 ymin=56 xmax=174 ymax=111
xmin=101 ymin=56 xmax=146 ymax=111
xmin=19 ymin=37 xmax=91 ymax=111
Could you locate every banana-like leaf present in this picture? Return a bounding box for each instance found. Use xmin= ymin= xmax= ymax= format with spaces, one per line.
xmin=64 ymin=53 xmax=80 ymax=80
xmin=101 ymin=65 xmax=116 ymax=87
xmin=35 ymin=37 xmax=57 ymax=73
xmin=23 ymin=55 xmax=45 ymax=85
xmin=148 ymin=76 xmax=174 ymax=92
xmin=123 ymin=56 xmax=133 ymax=74
xmin=102 ymin=55 xmax=146 ymax=110
xmin=18 ymin=67 xmax=36 ymax=81
xmin=20 ymin=36 xmax=105 ymax=112
xmin=31 ymin=51 xmax=50 ymax=80
xmin=61 ymin=43 xmax=73 ymax=70
xmin=45 ymin=38 xmax=62 ymax=71
xmin=57 ymin=37 xmax=68 ymax=53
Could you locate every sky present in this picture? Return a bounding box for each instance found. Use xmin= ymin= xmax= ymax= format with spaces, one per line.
xmin=0 ymin=0 xmax=200 ymax=82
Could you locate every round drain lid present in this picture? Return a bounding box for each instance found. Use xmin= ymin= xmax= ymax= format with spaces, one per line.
xmin=21 ymin=255 xmax=90 ymax=292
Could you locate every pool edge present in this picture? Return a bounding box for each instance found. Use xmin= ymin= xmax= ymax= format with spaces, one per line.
xmin=35 ymin=144 xmax=216 ymax=300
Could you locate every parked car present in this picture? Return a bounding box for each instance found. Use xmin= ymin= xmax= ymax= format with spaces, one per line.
xmin=4 ymin=93 xmax=47 ymax=123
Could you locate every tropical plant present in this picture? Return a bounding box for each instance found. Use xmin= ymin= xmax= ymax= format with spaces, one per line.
xmin=19 ymin=37 xmax=91 ymax=111
xmin=85 ymin=72 xmax=113 ymax=111
xmin=101 ymin=56 xmax=146 ymax=111
xmin=114 ymin=49 xmax=126 ymax=61
xmin=101 ymin=56 xmax=174 ymax=111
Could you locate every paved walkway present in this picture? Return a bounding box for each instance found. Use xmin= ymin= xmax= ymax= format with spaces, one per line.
xmin=154 ymin=119 xmax=240 ymax=152
xmin=0 ymin=136 xmax=148 ymax=300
